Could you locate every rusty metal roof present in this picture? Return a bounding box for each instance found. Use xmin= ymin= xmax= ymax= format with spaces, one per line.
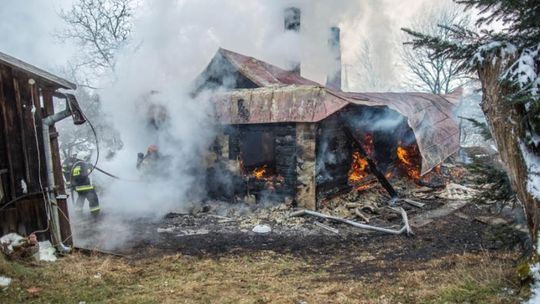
xmin=212 ymin=85 xmax=350 ymax=124
xmin=218 ymin=48 xmax=320 ymax=87
xmin=0 ymin=51 xmax=76 ymax=89
xmin=205 ymin=48 xmax=462 ymax=175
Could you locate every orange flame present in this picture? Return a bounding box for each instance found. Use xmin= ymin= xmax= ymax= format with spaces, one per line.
xmin=355 ymin=183 xmax=373 ymax=191
xmin=396 ymin=144 xmax=421 ymax=180
xmin=253 ymin=165 xmax=267 ymax=179
xmin=349 ymin=151 xmax=369 ymax=182
xmin=396 ymin=146 xmax=412 ymax=166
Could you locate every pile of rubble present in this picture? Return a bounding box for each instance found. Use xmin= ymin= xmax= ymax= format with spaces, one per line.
xmin=156 ymin=163 xmax=473 ymax=237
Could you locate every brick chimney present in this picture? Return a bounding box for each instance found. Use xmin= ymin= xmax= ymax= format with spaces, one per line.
xmin=326 ymin=26 xmax=342 ymax=90
xmin=284 ymin=7 xmax=301 ymax=75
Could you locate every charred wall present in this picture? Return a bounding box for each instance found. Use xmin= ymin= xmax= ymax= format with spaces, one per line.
xmin=314 ymin=105 xmax=416 ymax=203
xmin=210 ymin=123 xmax=297 ymax=202
xmin=315 ymin=114 xmax=353 ymax=202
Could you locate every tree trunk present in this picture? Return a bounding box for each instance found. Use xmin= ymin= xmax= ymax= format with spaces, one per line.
xmin=478 ymin=62 xmax=540 ymax=257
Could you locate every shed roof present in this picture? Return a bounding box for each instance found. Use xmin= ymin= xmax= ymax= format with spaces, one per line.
xmin=0 ymin=51 xmax=76 ymax=89
xmin=204 ymin=48 xmax=462 ymax=175
xmin=217 ymin=48 xmax=320 ymax=87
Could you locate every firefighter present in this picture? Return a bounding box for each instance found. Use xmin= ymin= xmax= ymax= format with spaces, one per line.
xmin=70 ymin=157 xmax=100 ymax=216
xmin=136 ymin=144 xmax=161 ymax=176
xmin=62 ymin=154 xmax=78 ymax=189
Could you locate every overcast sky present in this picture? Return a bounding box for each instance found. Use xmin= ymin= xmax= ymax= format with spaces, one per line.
xmin=0 ymin=0 xmax=454 ymax=89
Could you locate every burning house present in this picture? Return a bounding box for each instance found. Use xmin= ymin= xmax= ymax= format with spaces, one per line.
xmin=196 ymin=8 xmax=461 ymax=210
xmin=0 ymin=51 xmax=85 ymax=249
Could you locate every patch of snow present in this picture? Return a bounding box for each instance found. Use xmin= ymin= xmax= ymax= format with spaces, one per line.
xmin=538 ymin=235 xmax=540 ymax=257
xmin=527 ymin=130 xmax=540 ymax=147
xmin=504 ymin=43 xmax=540 ymax=98
xmin=38 ymin=241 xmax=57 ymax=262
xmin=157 ymin=227 xmax=175 ymax=233
xmin=176 ymin=229 xmax=209 ymax=236
xmin=0 ymin=276 xmax=11 ymax=288
xmin=0 ymin=233 xmax=24 ymax=253
xmin=252 ymin=224 xmax=271 ymax=234
xmin=520 ymin=142 xmax=540 ymax=201
xmin=524 ymin=263 xmax=540 ymax=304
xmin=470 ymin=41 xmax=516 ymax=67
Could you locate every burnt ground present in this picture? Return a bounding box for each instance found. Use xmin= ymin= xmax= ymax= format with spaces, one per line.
xmin=70 ymin=159 xmax=529 ymax=281
xmin=71 ymin=197 xmax=529 ymax=281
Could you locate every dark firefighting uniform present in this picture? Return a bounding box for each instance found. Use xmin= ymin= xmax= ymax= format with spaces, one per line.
xmin=70 ymin=161 xmax=100 ymax=214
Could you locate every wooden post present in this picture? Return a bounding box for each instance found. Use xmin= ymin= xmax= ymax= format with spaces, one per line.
xmin=13 ymin=78 xmax=31 ymax=185
xmin=295 ymin=123 xmax=317 ymax=209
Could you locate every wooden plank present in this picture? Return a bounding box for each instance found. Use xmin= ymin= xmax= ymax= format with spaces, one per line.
xmin=43 ymin=88 xmax=72 ymax=244
xmin=0 ymin=66 xmax=25 ymax=198
xmin=0 ymin=208 xmax=18 ymax=234
xmin=30 ymin=82 xmax=47 ymax=184
xmin=16 ymin=196 xmax=48 ymax=239
xmin=0 ymin=70 xmax=11 ymax=202
xmin=13 ymin=77 xmax=31 ymax=184
xmin=18 ymin=76 xmax=42 ymax=193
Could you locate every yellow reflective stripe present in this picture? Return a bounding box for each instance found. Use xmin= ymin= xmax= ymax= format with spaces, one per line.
xmin=72 ymin=166 xmax=81 ymax=176
xmin=90 ymin=207 xmax=101 ymax=212
xmin=75 ymin=185 xmax=94 ymax=191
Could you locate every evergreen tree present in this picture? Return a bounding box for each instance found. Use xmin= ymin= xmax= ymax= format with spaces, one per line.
xmin=403 ymin=0 xmax=540 ymax=275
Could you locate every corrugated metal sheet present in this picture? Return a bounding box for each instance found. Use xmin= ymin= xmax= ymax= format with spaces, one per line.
xmin=345 ymin=92 xmax=460 ymax=175
xmin=212 ymin=85 xmax=349 ymax=124
xmin=206 ymin=48 xmax=462 ymax=175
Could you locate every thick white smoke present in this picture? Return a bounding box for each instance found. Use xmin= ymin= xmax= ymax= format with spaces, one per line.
xmin=96 ymin=0 xmax=383 ymax=219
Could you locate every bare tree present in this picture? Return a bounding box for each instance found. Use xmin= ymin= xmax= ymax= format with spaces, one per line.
xmin=56 ymin=88 xmax=123 ymax=161
xmin=55 ymin=0 xmax=132 ymax=163
xmin=58 ymin=0 xmax=133 ymax=72
xmin=351 ymin=41 xmax=395 ymax=91
xmin=401 ymin=3 xmax=473 ymax=94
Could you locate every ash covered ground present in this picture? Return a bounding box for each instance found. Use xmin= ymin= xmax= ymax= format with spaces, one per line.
xmin=71 ymin=160 xmax=529 ymax=267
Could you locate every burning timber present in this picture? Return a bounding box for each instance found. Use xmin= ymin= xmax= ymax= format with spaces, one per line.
xmin=197 ymin=48 xmax=462 ymax=210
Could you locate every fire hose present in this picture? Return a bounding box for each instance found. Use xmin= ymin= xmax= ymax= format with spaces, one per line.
xmin=93 ymin=166 xmax=144 ymax=183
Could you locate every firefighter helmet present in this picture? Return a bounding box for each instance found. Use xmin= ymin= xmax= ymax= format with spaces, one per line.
xmin=147 ymin=144 xmax=158 ymax=153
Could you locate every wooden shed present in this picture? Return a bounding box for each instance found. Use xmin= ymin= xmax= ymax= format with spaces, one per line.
xmin=0 ymin=51 xmax=76 ymax=244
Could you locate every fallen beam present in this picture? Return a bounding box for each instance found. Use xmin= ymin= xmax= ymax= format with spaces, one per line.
xmin=290 ymin=209 xmax=413 ymax=236
xmin=342 ymin=126 xmax=398 ymax=198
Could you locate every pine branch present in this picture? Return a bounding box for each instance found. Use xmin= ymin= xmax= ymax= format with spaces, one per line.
xmin=460 ymin=116 xmax=493 ymax=140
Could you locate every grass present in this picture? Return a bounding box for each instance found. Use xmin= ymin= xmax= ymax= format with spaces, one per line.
xmin=0 ymin=249 xmax=526 ymax=303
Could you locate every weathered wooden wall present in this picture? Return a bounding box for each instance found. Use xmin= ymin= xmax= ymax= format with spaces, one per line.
xmin=0 ymin=63 xmax=71 ymax=242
